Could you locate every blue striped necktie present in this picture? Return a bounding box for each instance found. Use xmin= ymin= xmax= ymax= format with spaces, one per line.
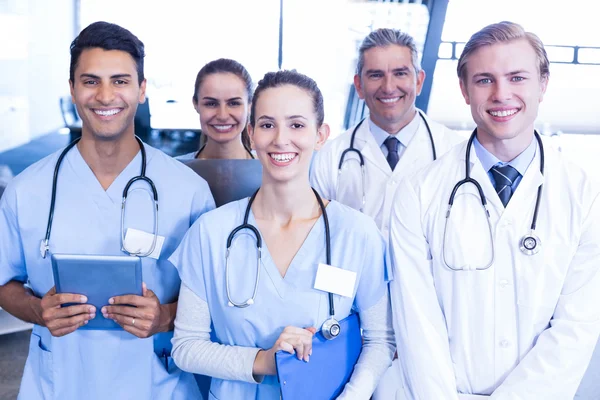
xmin=490 ymin=164 xmax=521 ymax=207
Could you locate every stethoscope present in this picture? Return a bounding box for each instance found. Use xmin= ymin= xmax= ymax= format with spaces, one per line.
xmin=338 ymin=110 xmax=437 ymax=211
xmin=225 ymin=188 xmax=342 ymax=340
xmin=443 ymin=130 xmax=544 ymax=271
xmin=40 ymin=136 xmax=159 ymax=259
xmin=194 ymin=144 xmax=255 ymax=159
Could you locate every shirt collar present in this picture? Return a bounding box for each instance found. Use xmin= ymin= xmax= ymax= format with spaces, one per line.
xmin=368 ymin=111 xmax=420 ymax=149
xmin=473 ymin=135 xmax=537 ymax=176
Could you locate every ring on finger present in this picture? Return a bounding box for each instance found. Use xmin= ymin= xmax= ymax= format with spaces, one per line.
xmin=132 ymin=318 xmax=136 ymax=326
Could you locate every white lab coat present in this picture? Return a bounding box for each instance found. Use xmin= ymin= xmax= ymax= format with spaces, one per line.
xmin=311 ymin=111 xmax=464 ymax=399
xmin=310 ymin=111 xmax=464 ymax=240
xmin=389 ymin=139 xmax=600 ymax=399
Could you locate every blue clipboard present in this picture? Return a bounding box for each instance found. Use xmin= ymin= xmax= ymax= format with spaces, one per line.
xmin=50 ymin=254 xmax=143 ymax=330
xmin=275 ymin=313 xmax=362 ymax=400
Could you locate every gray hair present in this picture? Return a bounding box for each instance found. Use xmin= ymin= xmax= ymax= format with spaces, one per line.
xmin=356 ymin=28 xmax=421 ymax=76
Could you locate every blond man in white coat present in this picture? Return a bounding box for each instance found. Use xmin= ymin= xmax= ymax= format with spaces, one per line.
xmin=311 ymin=28 xmax=463 ymax=399
xmin=389 ymin=21 xmax=600 ymax=399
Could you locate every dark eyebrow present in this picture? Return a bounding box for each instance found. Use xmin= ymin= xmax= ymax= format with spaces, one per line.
xmin=110 ymin=74 xmax=132 ymax=79
xmin=392 ymin=67 xmax=410 ymax=73
xmin=365 ymin=69 xmax=384 ymax=75
xmin=201 ymin=96 xmax=243 ymax=102
xmin=256 ymin=115 xmax=307 ymax=121
xmin=79 ymin=73 xmax=132 ymax=80
xmin=79 ymin=73 xmax=101 ymax=80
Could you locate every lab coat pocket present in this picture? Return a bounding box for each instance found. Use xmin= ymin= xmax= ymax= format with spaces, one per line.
xmin=20 ymin=332 xmax=54 ymax=399
xmin=516 ymin=252 xmax=564 ymax=311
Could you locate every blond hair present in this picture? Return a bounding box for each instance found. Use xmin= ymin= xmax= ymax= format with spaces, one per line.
xmin=457 ymin=21 xmax=549 ymax=82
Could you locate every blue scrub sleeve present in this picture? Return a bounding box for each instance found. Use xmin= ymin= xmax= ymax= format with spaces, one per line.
xmin=0 ymin=184 xmax=27 ymax=285
xmin=189 ymin=183 xmax=216 ymax=225
xmin=353 ymin=227 xmax=388 ymax=312
xmin=169 ymin=217 xmax=209 ymax=302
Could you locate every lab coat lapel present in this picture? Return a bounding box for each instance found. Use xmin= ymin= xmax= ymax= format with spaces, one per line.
xmin=503 ymin=144 xmax=544 ymax=216
xmin=353 ymin=120 xmax=391 ymax=177
xmin=460 ymin=142 xmax=505 ymax=213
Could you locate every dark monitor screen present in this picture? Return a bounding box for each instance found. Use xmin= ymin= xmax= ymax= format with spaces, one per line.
xmin=184 ymin=159 xmax=263 ymax=207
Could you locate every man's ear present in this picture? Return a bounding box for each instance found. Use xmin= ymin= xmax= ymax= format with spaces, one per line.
xmin=539 ymin=76 xmax=549 ymax=103
xmin=138 ymin=79 xmax=147 ymax=104
xmin=353 ymin=74 xmax=365 ymax=100
xmin=415 ymin=69 xmax=426 ymax=96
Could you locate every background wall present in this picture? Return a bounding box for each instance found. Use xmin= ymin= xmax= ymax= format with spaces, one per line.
xmin=0 ymin=0 xmax=75 ymax=152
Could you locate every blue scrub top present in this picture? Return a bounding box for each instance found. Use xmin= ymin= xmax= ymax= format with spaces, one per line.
xmin=170 ymin=198 xmax=389 ymax=399
xmin=0 ymin=143 xmax=215 ymax=400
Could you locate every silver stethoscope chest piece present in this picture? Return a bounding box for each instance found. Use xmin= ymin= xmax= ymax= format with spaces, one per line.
xmin=321 ymin=317 xmax=341 ymax=340
xmin=520 ymin=231 xmax=541 ymax=255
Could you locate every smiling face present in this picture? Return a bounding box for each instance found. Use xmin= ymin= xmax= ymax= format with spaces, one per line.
xmin=248 ymin=84 xmax=329 ymax=184
xmin=194 ymin=72 xmax=249 ymax=144
xmin=460 ymin=39 xmax=548 ymax=147
xmin=354 ymin=44 xmax=425 ymax=134
xmin=70 ymin=48 xmax=146 ymax=141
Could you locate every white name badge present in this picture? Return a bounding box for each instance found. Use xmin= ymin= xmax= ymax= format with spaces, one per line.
xmin=123 ymin=228 xmax=165 ymax=260
xmin=314 ymin=263 xmax=357 ymax=298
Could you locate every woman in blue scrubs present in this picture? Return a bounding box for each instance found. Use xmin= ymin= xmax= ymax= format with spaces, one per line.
xmin=170 ymin=70 xmax=395 ymax=399
xmin=177 ymin=58 xmax=255 ymax=161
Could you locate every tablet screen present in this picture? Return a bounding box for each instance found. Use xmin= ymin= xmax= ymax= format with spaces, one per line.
xmin=51 ymin=254 xmax=143 ymax=330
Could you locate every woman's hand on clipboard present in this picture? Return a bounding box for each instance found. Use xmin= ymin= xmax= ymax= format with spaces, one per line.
xmin=253 ymin=326 xmax=317 ymax=376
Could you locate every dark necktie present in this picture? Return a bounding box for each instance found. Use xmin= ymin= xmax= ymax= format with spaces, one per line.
xmin=384 ymin=136 xmax=400 ymax=171
xmin=490 ymin=164 xmax=521 ymax=207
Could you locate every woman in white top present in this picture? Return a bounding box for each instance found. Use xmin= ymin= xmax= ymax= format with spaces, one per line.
xmin=177 ymin=58 xmax=254 ymax=161
xmin=170 ymin=70 xmax=395 ymax=399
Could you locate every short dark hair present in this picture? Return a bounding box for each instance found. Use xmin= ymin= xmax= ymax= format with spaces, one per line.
xmin=70 ymin=21 xmax=145 ymax=85
xmin=250 ymin=70 xmax=324 ymax=127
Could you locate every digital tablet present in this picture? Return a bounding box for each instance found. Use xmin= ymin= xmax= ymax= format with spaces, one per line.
xmin=50 ymin=254 xmax=143 ymax=330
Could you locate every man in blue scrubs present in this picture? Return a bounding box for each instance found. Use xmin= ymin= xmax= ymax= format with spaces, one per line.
xmin=0 ymin=21 xmax=215 ymax=399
